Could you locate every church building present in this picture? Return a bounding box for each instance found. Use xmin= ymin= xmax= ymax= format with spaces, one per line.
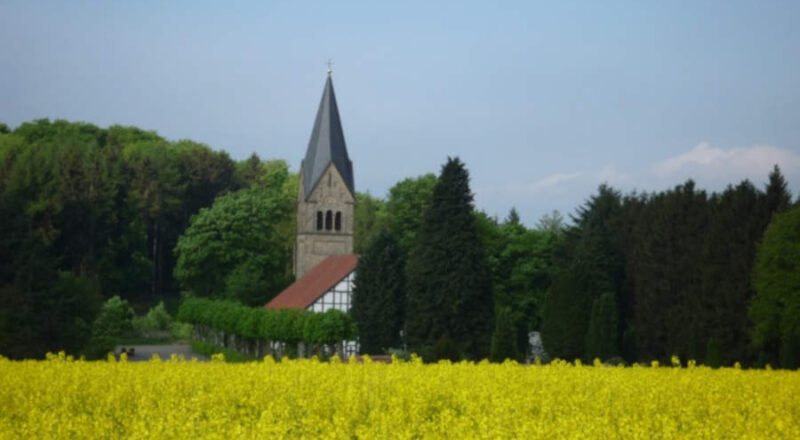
xmin=265 ymin=72 xmax=359 ymax=315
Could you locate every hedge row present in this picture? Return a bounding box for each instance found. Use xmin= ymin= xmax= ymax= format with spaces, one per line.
xmin=177 ymin=298 xmax=357 ymax=345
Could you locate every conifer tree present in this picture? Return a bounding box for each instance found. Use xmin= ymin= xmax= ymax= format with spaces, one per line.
xmin=699 ymin=181 xmax=764 ymax=364
xmin=541 ymin=185 xmax=623 ymax=361
xmin=351 ymin=230 xmax=406 ymax=354
xmin=406 ymin=157 xmax=493 ymax=361
xmin=490 ymin=307 xmax=521 ymax=362
xmin=763 ymin=165 xmax=792 ymax=217
xmin=631 ymin=181 xmax=709 ymax=361
xmin=585 ymin=292 xmax=619 ymax=361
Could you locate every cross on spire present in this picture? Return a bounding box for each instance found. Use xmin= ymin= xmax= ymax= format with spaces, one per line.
xmin=326 ymin=59 xmax=333 ymax=75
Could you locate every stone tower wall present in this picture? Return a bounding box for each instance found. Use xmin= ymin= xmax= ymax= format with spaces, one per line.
xmin=295 ymin=163 xmax=355 ymax=278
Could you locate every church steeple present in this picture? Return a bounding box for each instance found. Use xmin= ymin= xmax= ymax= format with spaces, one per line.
xmin=294 ymin=74 xmax=356 ymax=278
xmin=300 ymin=75 xmax=354 ymax=201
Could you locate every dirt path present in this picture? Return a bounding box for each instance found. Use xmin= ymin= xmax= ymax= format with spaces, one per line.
xmin=115 ymin=343 xmax=208 ymax=362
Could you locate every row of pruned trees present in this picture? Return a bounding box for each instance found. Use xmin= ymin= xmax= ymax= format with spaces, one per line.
xmin=177 ymin=298 xmax=357 ymax=358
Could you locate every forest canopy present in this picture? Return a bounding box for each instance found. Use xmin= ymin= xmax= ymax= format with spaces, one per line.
xmin=0 ymin=119 xmax=797 ymax=366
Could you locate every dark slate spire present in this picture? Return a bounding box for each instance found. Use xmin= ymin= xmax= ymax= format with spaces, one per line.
xmin=301 ymin=75 xmax=354 ymax=200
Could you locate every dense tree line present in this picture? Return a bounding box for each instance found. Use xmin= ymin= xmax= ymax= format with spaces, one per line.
xmin=353 ymin=158 xmax=562 ymax=361
xmin=352 ymin=161 xmax=798 ymax=367
xmin=2 ymin=119 xmax=797 ymax=366
xmin=0 ymin=119 xmax=293 ymax=358
xmin=541 ymin=168 xmax=796 ymax=367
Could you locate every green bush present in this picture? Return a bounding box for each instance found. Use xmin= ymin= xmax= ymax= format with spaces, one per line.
xmin=86 ymin=296 xmax=135 ymax=358
xmin=145 ymin=302 xmax=172 ymax=330
xmin=93 ymin=296 xmax=135 ymax=338
xmin=190 ymin=341 xmax=253 ymax=363
xmin=169 ymin=322 xmax=193 ymax=340
xmin=132 ymin=301 xmax=173 ymax=333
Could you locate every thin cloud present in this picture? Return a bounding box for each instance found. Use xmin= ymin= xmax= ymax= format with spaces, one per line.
xmin=475 ymin=143 xmax=798 ymax=227
xmin=524 ymin=172 xmax=584 ymax=193
xmin=654 ymin=143 xmax=800 ymax=182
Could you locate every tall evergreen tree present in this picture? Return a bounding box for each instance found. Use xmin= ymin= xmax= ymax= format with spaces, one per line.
xmin=585 ymin=292 xmax=619 ymax=361
xmin=631 ymin=181 xmax=709 ymax=361
xmin=541 ymin=185 xmax=623 ymax=361
xmin=490 ymin=307 xmax=521 ymax=362
xmin=351 ymin=230 xmax=406 ymax=354
xmin=763 ymin=165 xmax=792 ymax=217
xmin=406 ymin=157 xmax=493 ymax=361
xmin=700 ymin=181 xmax=763 ymax=364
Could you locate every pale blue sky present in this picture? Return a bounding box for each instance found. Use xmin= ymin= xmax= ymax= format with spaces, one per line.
xmin=2 ymin=1 xmax=799 ymax=224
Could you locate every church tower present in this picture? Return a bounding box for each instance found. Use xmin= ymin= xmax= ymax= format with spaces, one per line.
xmin=294 ymin=73 xmax=355 ymax=278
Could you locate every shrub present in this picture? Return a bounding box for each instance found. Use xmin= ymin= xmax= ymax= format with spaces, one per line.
xmin=86 ymin=296 xmax=135 ymax=358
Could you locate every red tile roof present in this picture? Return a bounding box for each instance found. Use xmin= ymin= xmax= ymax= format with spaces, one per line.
xmin=265 ymin=254 xmax=359 ymax=310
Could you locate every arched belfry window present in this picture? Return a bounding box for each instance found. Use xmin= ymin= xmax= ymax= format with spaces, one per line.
xmin=325 ymin=210 xmax=333 ymax=231
xmin=335 ymin=212 xmax=342 ymax=231
xmin=316 ymin=211 xmax=323 ymax=231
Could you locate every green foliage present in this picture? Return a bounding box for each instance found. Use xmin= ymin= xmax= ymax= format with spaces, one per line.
xmin=177 ymin=298 xmax=355 ymax=347
xmin=750 ymin=204 xmax=800 ymax=368
xmin=147 ymin=301 xmax=172 ymax=330
xmin=86 ymin=296 xmax=135 ymax=358
xmin=585 ymin=292 xmax=619 ymax=361
xmin=0 ymin=270 xmax=101 ymax=359
xmin=169 ymin=322 xmax=193 ymax=340
xmin=432 ymin=336 xmax=462 ymax=362
xmin=133 ymin=301 xmax=172 ymax=333
xmin=353 ymin=192 xmax=387 ymax=254
xmin=303 ymin=309 xmax=358 ymax=346
xmin=1 ymin=118 xmax=796 ymax=367
xmin=173 ymin=140 xmax=235 ymax=220
xmin=706 ymin=337 xmax=722 ymax=368
xmin=0 ymin=119 xmax=240 ymax=308
xmin=490 ymin=307 xmax=521 ymax=362
xmin=233 ymin=154 xmax=292 ymax=191
xmin=536 ymin=209 xmax=565 ymax=236
xmin=384 ymin=173 xmax=437 ymax=252
xmin=621 ymin=327 xmax=637 ymax=363
xmin=628 ymin=182 xmax=710 ymax=362
xmin=540 ymin=268 xmax=590 ymax=359
xmin=173 ymin=185 xmax=293 ymax=305
xmin=351 ymin=230 xmax=406 ymax=354
xmin=190 ymin=341 xmax=254 ymax=362
xmin=223 ymin=260 xmax=276 ymax=307
xmin=779 ymin=333 xmax=799 ymax=370
xmin=406 ymin=158 xmax=493 ymax=361
xmin=542 ymin=185 xmax=624 ymax=361
xmin=92 ymin=296 xmax=135 ymax=338
xmin=489 ymin=208 xmax=561 ymax=353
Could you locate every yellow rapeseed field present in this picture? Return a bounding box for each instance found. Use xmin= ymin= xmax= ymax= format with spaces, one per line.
xmin=1 ymin=353 xmax=798 ymax=439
